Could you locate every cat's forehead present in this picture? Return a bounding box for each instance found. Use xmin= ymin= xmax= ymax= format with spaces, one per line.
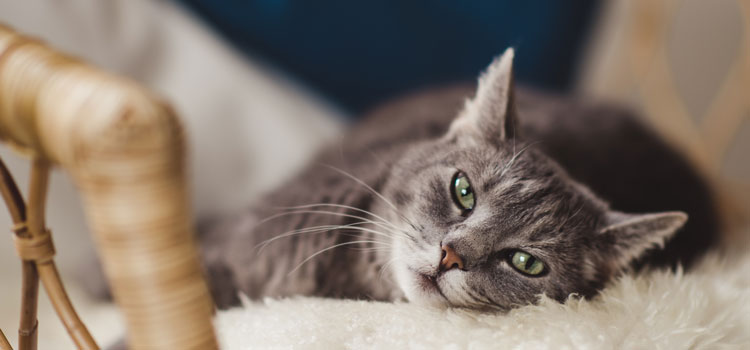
xmin=440 ymin=142 xmax=559 ymax=181
xmin=423 ymin=142 xmax=601 ymax=234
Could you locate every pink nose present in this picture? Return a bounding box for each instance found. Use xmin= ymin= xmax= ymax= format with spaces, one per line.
xmin=440 ymin=245 xmax=465 ymax=271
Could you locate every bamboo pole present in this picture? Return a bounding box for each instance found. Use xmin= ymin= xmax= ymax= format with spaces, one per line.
xmin=16 ymin=263 xmax=37 ymax=350
xmin=0 ymin=155 xmax=38 ymax=350
xmin=16 ymin=264 xmax=38 ymax=350
xmin=0 ymin=157 xmax=24 ymax=222
xmin=26 ymin=157 xmax=98 ymax=349
xmin=0 ymin=145 xmax=97 ymax=350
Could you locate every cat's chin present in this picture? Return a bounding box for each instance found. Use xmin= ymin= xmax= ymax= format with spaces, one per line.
xmin=406 ymin=283 xmax=450 ymax=308
xmin=411 ymin=273 xmax=453 ymax=307
xmin=392 ymin=264 xmax=450 ymax=307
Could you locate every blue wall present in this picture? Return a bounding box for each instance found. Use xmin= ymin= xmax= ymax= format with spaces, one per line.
xmin=177 ymin=0 xmax=601 ymax=114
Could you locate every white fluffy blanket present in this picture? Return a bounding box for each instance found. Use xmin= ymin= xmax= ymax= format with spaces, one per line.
xmin=216 ymin=249 xmax=750 ymax=349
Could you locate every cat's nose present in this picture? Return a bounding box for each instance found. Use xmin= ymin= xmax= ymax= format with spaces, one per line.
xmin=440 ymin=245 xmax=465 ymax=271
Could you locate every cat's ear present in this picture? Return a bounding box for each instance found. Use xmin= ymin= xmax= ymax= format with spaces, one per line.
xmin=599 ymin=211 xmax=687 ymax=267
xmin=448 ymin=48 xmax=519 ymax=142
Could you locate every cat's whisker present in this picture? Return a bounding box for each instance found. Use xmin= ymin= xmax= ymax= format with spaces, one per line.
xmin=256 ymin=209 xmax=411 ymax=242
xmin=277 ymin=203 xmax=408 ymax=235
xmin=478 ymin=299 xmax=506 ymax=312
xmin=440 ymin=279 xmax=499 ymax=311
xmin=499 ymin=140 xmax=543 ymax=178
xmin=512 ymin=123 xmax=517 ymax=159
xmin=292 ymin=203 xmax=407 ymax=235
xmin=256 ymin=209 xmax=379 ymax=229
xmin=330 ymin=226 xmax=400 ymax=243
xmin=257 ymin=222 xmax=397 ymax=253
xmin=351 ymin=247 xmax=392 ymax=257
xmin=288 ymin=240 xmax=387 ymax=275
xmin=558 ymin=203 xmax=585 ymax=231
xmin=280 ymin=209 xmax=410 ymax=239
xmin=336 ymin=231 xmax=394 ymax=248
xmin=351 ymin=246 xmax=392 ymax=252
xmin=255 ymin=223 xmax=364 ymax=253
xmin=464 ymin=287 xmax=492 ymax=306
xmin=252 ymin=210 xmax=311 ymax=229
xmin=471 ymin=300 xmax=503 ymax=312
xmin=377 ymin=257 xmax=400 ymax=284
xmin=320 ymin=164 xmax=422 ymax=232
xmin=468 ymin=289 xmax=505 ymax=312
xmin=456 ymin=286 xmax=500 ymax=312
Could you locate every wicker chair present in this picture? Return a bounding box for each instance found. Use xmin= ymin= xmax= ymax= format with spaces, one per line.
xmin=0 ymin=25 xmax=218 ymax=349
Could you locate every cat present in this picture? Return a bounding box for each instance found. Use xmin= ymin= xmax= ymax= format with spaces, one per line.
xmin=200 ymin=48 xmax=718 ymax=311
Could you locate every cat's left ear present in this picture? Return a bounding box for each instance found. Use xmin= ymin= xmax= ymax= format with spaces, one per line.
xmin=598 ymin=211 xmax=687 ymax=268
xmin=448 ymin=48 xmax=518 ymax=142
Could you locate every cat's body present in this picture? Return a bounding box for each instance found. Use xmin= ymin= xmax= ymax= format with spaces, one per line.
xmin=202 ymin=50 xmax=718 ymax=310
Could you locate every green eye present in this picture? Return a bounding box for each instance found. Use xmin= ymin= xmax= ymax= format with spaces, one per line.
xmin=451 ymin=172 xmax=475 ymax=211
xmin=509 ymin=250 xmax=546 ymax=276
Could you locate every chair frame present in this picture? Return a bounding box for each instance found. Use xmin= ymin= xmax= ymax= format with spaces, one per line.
xmin=0 ymin=25 xmax=218 ymax=349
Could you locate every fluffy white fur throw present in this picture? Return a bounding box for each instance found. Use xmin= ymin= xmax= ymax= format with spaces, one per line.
xmin=216 ymin=249 xmax=750 ymax=349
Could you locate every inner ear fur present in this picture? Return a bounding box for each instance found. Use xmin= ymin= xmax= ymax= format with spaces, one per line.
xmin=599 ymin=211 xmax=688 ymax=268
xmin=447 ymin=48 xmax=519 ymax=143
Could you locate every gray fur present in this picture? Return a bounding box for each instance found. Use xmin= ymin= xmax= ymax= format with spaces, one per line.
xmin=200 ymin=48 xmax=718 ymax=311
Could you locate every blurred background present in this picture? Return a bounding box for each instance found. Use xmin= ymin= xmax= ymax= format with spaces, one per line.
xmin=0 ymin=0 xmax=747 ymax=348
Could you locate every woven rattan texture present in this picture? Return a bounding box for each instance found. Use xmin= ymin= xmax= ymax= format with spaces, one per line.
xmin=0 ymin=24 xmax=218 ymax=350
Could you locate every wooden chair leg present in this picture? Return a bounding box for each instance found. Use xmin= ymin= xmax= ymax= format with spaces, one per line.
xmin=0 ymin=157 xmax=38 ymax=350
xmin=25 ymin=158 xmax=98 ymax=349
xmin=2 ymin=156 xmax=98 ymax=350
xmin=17 ymin=263 xmax=38 ymax=350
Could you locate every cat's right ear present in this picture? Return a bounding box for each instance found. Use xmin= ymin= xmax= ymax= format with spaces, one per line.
xmin=598 ymin=211 xmax=688 ymax=269
xmin=447 ymin=48 xmax=519 ymax=143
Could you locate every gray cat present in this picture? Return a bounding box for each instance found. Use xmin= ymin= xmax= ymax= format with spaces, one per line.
xmin=201 ymin=49 xmax=718 ymax=311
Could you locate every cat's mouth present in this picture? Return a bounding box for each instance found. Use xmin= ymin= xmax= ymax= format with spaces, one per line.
xmin=417 ymin=273 xmax=447 ymax=299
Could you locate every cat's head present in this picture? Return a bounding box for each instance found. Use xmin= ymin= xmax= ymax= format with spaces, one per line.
xmin=378 ymin=49 xmax=687 ymax=310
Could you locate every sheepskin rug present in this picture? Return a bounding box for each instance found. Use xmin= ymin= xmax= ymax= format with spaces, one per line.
xmin=215 ymin=247 xmax=750 ymax=349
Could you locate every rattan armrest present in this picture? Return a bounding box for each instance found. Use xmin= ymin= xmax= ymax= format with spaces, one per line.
xmin=0 ymin=25 xmax=218 ymax=349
